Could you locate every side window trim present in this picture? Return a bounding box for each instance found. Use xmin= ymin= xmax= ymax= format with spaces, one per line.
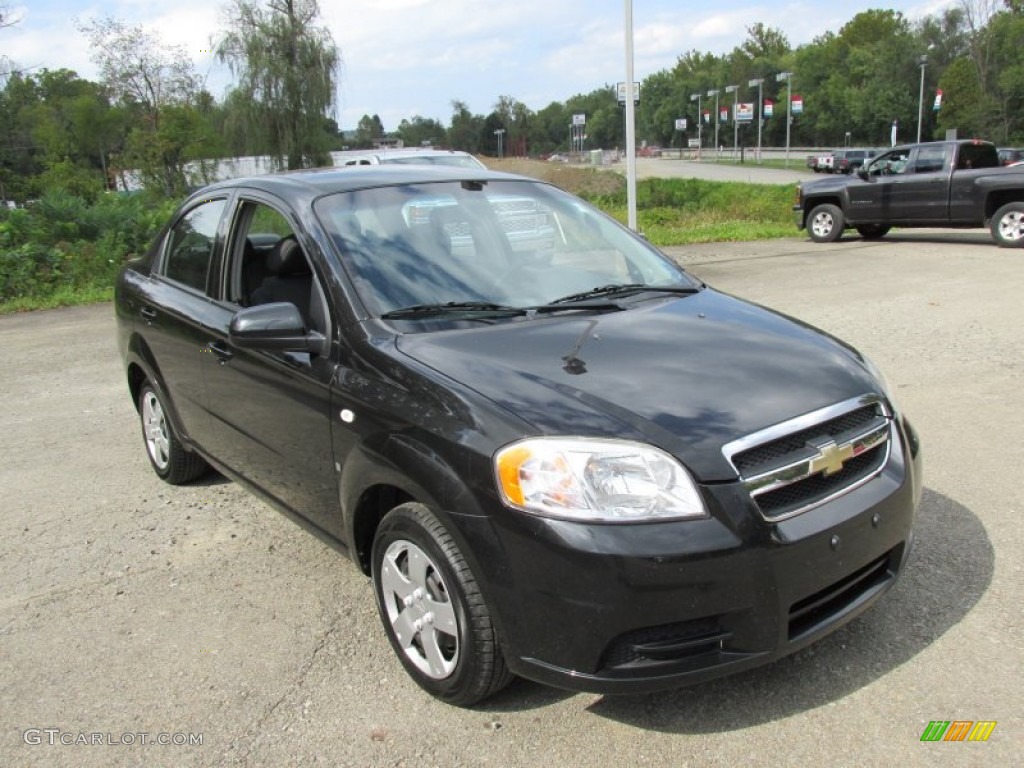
xmin=218 ymin=193 xmax=334 ymax=341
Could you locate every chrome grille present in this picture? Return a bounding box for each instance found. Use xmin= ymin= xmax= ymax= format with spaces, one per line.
xmin=723 ymin=395 xmax=891 ymax=521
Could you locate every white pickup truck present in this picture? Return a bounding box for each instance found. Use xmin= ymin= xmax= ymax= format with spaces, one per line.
xmin=806 ymin=151 xmax=834 ymax=173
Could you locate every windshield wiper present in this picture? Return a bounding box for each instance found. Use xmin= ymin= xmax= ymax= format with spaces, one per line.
xmin=381 ymin=298 xmax=633 ymax=321
xmin=380 ymin=301 xmax=524 ymax=319
xmin=549 ymin=283 xmax=700 ymax=304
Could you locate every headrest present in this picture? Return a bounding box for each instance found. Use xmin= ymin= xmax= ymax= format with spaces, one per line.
xmin=266 ymin=236 xmax=309 ymax=276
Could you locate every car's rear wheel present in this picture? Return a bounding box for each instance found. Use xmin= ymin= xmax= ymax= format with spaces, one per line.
xmin=990 ymin=202 xmax=1024 ymax=248
xmin=138 ymin=383 xmax=207 ymax=484
xmin=371 ymin=502 xmax=512 ymax=706
xmin=856 ymin=224 xmax=890 ymax=240
xmin=808 ymin=204 xmax=845 ymax=243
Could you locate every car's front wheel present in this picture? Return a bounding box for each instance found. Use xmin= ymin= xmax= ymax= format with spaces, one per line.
xmin=371 ymin=502 xmax=512 ymax=706
xmin=138 ymin=382 xmax=207 ymax=484
xmin=990 ymin=202 xmax=1024 ymax=248
xmin=808 ymin=203 xmax=845 ymax=243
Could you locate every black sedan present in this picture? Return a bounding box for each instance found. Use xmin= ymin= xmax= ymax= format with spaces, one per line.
xmin=115 ymin=165 xmax=922 ymax=706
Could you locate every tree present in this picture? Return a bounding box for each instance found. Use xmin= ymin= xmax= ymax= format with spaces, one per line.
xmin=395 ymin=116 xmax=446 ymax=148
xmin=78 ymin=17 xmax=201 ymax=125
xmin=1 ymin=3 xmax=21 ymax=29
xmin=447 ymin=101 xmax=483 ymax=153
xmin=78 ymin=17 xmax=208 ymax=195
xmin=354 ymin=114 xmax=385 ymax=148
xmin=741 ymin=24 xmax=790 ymax=61
xmin=217 ymin=0 xmax=340 ymax=170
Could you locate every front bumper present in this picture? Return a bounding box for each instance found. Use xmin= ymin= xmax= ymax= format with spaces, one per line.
xmin=466 ymin=417 xmax=921 ymax=694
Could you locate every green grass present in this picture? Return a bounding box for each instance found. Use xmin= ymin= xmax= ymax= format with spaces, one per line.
xmin=0 ymin=283 xmax=113 ymax=314
xmin=589 ymin=176 xmax=797 ymax=245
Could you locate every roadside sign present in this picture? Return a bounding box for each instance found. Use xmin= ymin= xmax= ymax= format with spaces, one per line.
xmin=617 ymin=81 xmax=640 ymax=105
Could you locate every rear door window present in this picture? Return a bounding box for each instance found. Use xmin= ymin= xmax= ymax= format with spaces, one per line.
xmin=911 ymin=145 xmax=950 ymax=174
xmin=162 ymin=199 xmax=227 ymax=293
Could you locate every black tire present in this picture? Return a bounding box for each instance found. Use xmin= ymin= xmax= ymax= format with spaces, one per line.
xmin=990 ymin=202 xmax=1024 ymax=248
xmin=137 ymin=382 xmax=207 ymax=484
xmin=856 ymin=224 xmax=891 ymax=240
xmin=371 ymin=502 xmax=512 ymax=706
xmin=807 ymin=203 xmax=845 ymax=243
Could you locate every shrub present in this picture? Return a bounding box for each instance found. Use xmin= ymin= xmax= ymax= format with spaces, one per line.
xmin=0 ymin=191 xmax=179 ymax=308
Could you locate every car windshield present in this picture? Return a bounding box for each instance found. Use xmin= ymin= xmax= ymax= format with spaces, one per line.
xmin=314 ymin=180 xmax=697 ymax=319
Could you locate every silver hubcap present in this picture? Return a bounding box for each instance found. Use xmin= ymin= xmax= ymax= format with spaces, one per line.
xmin=811 ymin=212 xmax=834 ymax=238
xmin=998 ymin=210 xmax=1024 ymax=242
xmin=142 ymin=392 xmax=170 ymax=470
xmin=380 ymin=539 xmax=459 ymax=680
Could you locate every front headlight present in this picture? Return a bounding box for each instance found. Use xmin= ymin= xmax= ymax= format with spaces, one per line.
xmin=494 ymin=437 xmax=707 ymax=522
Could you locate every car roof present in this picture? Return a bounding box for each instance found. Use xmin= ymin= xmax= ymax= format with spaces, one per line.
xmin=191 ymin=165 xmax=534 ymax=204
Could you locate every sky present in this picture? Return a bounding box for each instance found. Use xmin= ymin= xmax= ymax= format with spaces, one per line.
xmin=2 ymin=1 xmax=958 ymax=131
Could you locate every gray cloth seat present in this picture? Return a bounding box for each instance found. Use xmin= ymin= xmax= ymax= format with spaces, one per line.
xmin=250 ymin=236 xmax=313 ymax=325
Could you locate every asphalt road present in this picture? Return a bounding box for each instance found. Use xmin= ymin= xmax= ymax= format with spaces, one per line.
xmin=2 ymin=230 xmax=1022 ymax=767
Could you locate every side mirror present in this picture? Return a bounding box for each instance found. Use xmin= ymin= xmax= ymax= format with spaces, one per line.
xmin=856 ymin=167 xmax=871 ymax=181
xmin=229 ymin=302 xmax=328 ymax=355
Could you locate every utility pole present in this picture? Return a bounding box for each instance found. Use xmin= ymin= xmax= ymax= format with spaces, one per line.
xmin=689 ymin=92 xmax=702 ymax=160
xmin=707 ymin=89 xmax=720 ymax=156
xmin=623 ymin=0 xmax=637 ymax=231
xmin=725 ymin=84 xmax=739 ymax=160
xmin=776 ymin=72 xmax=793 ymax=166
xmin=749 ymin=78 xmax=764 ymax=163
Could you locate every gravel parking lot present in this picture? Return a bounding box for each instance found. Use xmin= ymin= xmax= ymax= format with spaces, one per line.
xmin=2 ymin=230 xmax=1021 ymax=766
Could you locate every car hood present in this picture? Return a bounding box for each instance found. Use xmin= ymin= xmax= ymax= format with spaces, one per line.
xmin=395 ymin=289 xmax=880 ymax=482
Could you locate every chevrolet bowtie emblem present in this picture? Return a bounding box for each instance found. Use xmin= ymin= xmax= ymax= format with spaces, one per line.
xmin=808 ymin=439 xmax=851 ymax=476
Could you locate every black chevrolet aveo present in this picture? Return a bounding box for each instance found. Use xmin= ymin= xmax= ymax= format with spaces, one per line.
xmin=115 ymin=165 xmax=922 ymax=706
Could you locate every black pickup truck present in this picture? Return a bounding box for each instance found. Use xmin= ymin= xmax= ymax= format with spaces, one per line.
xmin=794 ymin=140 xmax=1024 ymax=247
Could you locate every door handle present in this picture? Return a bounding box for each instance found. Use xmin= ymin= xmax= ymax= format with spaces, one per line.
xmin=208 ymin=340 xmax=234 ymax=363
xmin=140 ymin=307 xmax=157 ymax=322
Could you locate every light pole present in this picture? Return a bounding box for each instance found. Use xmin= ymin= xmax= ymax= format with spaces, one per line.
xmin=776 ymin=71 xmax=793 ymax=166
xmin=707 ymin=89 xmax=720 ymax=156
xmin=725 ymin=84 xmax=739 ymax=159
xmin=749 ymin=77 xmax=764 ymax=163
xmin=690 ymin=92 xmax=702 ymax=160
xmin=623 ymin=0 xmax=637 ymax=231
xmin=494 ymin=128 xmax=506 ymax=159
xmin=917 ymin=54 xmax=928 ymax=143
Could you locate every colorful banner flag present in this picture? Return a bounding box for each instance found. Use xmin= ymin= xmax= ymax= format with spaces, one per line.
xmin=719 ymin=107 xmax=728 ymax=123
xmin=933 ymin=89 xmax=943 ymax=111
xmin=791 ymin=95 xmax=804 ymax=115
xmin=702 ymin=110 xmax=710 ymax=124
xmin=763 ymin=99 xmax=774 ymax=118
